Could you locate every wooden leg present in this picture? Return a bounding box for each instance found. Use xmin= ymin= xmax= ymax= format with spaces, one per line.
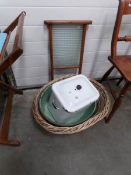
xmin=0 ymin=139 xmax=20 ymax=146
xmin=100 ymin=66 xmax=114 ymax=83
xmin=105 ymin=82 xmax=130 ymax=123
xmin=0 ymin=89 xmax=20 ymax=146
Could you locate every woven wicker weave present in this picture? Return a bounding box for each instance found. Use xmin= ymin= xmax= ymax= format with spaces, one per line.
xmin=32 ymin=75 xmax=112 ymax=134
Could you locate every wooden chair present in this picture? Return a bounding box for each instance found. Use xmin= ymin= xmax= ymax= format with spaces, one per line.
xmin=44 ymin=20 xmax=92 ymax=80
xmin=100 ymin=0 xmax=131 ymax=123
xmin=0 ymin=11 xmax=26 ymax=146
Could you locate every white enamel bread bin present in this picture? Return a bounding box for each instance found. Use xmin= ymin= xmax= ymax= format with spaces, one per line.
xmin=48 ymin=75 xmax=100 ymax=124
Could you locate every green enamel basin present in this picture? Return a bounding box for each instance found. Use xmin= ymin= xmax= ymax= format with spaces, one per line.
xmin=39 ymin=86 xmax=97 ymax=127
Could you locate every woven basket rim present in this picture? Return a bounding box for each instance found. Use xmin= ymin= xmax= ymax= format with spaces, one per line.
xmin=32 ymin=75 xmax=112 ymax=134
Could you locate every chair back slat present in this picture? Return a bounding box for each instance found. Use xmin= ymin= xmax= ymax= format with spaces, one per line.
xmin=122 ymin=0 xmax=131 ymax=14
xmin=111 ymin=0 xmax=131 ymax=58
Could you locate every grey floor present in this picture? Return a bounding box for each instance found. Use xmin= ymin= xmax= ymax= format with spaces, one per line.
xmin=0 ymin=85 xmax=131 ymax=175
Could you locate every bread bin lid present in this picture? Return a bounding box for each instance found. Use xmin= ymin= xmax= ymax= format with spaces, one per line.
xmin=52 ymin=74 xmax=100 ymax=112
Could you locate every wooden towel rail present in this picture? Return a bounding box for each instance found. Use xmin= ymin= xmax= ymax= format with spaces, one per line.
xmin=0 ymin=11 xmax=26 ymax=146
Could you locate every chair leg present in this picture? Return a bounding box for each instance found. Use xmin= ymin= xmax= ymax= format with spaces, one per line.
xmin=100 ymin=66 xmax=114 ymax=83
xmin=105 ymin=82 xmax=130 ymax=123
xmin=0 ymin=88 xmax=21 ymax=146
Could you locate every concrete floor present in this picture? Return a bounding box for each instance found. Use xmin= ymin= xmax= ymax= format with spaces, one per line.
xmin=0 ymin=85 xmax=131 ymax=175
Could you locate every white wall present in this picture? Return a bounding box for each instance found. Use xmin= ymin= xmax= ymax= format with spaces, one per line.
xmin=1 ymin=0 xmax=131 ymax=86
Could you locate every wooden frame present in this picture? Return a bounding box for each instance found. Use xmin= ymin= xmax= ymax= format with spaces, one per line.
xmin=44 ymin=20 xmax=92 ymax=80
xmin=100 ymin=0 xmax=131 ymax=123
xmin=0 ymin=11 xmax=26 ymax=146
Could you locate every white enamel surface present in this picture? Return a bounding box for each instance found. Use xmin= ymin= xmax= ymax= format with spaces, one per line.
xmin=52 ymin=75 xmax=99 ymax=112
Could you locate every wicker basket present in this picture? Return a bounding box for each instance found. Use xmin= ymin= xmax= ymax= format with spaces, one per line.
xmin=32 ymin=75 xmax=112 ymax=134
